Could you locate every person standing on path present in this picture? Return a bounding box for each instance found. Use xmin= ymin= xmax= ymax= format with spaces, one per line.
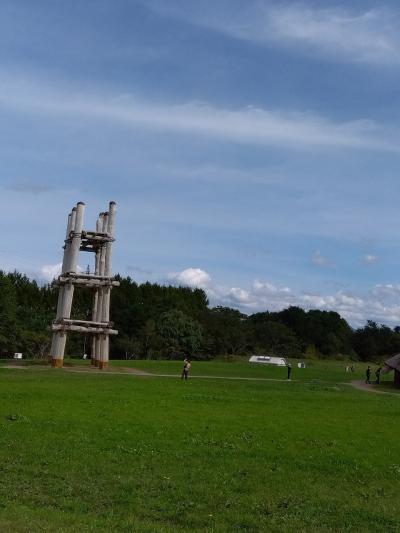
xmin=183 ymin=359 xmax=192 ymax=381
xmin=182 ymin=359 xmax=191 ymax=381
xmin=366 ymin=366 xmax=371 ymax=384
xmin=375 ymin=367 xmax=382 ymax=385
xmin=287 ymin=363 xmax=292 ymax=380
xmin=181 ymin=357 xmax=188 ymax=380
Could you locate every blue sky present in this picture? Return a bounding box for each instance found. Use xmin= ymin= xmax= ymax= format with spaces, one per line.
xmin=1 ymin=0 xmax=400 ymax=325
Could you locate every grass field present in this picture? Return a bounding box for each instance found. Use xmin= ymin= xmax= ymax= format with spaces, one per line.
xmin=107 ymin=359 xmax=370 ymax=383
xmin=0 ymin=360 xmax=399 ymax=532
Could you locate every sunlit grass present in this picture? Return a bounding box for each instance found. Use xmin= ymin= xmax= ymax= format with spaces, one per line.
xmin=0 ymin=363 xmax=398 ymax=531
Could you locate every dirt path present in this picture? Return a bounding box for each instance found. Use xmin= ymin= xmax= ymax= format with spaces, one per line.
xmin=64 ymin=367 xmax=291 ymax=382
xmin=350 ymin=380 xmax=399 ymax=396
xmin=1 ymin=363 xmax=292 ymax=382
xmin=0 ymin=364 xmax=151 ymax=376
xmin=65 ymin=366 xmax=151 ymax=376
xmin=1 ymin=364 xmax=50 ymax=370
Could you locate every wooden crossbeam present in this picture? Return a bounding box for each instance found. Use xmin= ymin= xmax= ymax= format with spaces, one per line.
xmin=51 ymin=323 xmax=118 ymax=335
xmin=56 ymin=276 xmax=120 ymax=287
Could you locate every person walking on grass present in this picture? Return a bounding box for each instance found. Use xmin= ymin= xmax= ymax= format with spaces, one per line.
xmin=181 ymin=357 xmax=191 ymax=381
xmin=287 ymin=363 xmax=292 ymax=380
xmin=375 ymin=367 xmax=382 ymax=385
xmin=366 ymin=366 xmax=371 ymax=384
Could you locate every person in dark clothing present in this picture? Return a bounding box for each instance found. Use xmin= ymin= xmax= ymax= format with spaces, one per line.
xmin=375 ymin=367 xmax=382 ymax=385
xmin=287 ymin=363 xmax=292 ymax=380
xmin=366 ymin=366 xmax=371 ymax=384
xmin=181 ymin=357 xmax=188 ymax=380
xmin=181 ymin=358 xmax=191 ymax=381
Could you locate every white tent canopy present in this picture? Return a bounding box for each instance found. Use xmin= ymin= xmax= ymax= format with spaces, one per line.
xmin=249 ymin=355 xmax=287 ymax=366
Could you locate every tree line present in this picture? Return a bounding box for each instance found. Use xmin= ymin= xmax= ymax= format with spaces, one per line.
xmin=0 ymin=270 xmax=399 ymax=362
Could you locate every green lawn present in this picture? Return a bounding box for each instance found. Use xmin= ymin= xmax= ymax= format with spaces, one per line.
xmin=0 ymin=362 xmax=399 ymax=532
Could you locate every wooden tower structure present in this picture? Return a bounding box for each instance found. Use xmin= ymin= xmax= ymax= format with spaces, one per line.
xmin=50 ymin=201 xmax=119 ymax=368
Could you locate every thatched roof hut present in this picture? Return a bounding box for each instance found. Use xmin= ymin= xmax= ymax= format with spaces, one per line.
xmin=382 ymin=354 xmax=400 ymax=387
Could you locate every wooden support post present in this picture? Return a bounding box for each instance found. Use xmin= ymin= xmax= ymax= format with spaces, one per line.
xmin=99 ymin=202 xmax=116 ymax=370
xmin=91 ymin=212 xmax=103 ymax=365
xmin=50 ymin=202 xmax=85 ymax=368
xmin=96 ymin=211 xmax=109 ymax=368
xmin=98 ymin=334 xmax=109 ymax=369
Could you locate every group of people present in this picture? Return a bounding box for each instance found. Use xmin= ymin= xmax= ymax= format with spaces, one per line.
xmin=180 ymin=359 xmax=383 ymax=385
xmin=365 ymin=365 xmax=382 ymax=385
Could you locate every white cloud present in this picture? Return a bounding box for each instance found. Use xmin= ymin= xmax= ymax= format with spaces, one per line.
xmin=38 ymin=263 xmax=85 ymax=282
xmin=39 ymin=262 xmax=62 ymax=282
xmin=266 ymin=6 xmax=400 ymax=65
xmin=227 ymin=287 xmax=253 ymax=305
xmin=166 ymin=267 xmax=400 ymax=326
xmin=371 ymin=284 xmax=400 ymax=300
xmin=168 ymin=267 xmax=212 ymax=289
xmin=363 ymin=254 xmax=378 ymax=264
xmin=246 ymin=281 xmax=400 ymax=326
xmin=0 ymin=72 xmax=397 ymax=153
xmin=149 ymin=2 xmax=400 ymax=65
xmin=312 ymin=250 xmax=336 ymax=268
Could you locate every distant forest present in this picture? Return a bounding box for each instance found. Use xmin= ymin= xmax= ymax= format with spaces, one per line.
xmin=1 ymin=270 xmax=399 ymax=362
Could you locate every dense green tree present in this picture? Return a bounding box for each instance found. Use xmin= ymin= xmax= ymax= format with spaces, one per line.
xmin=141 ymin=319 xmax=156 ymax=359
xmin=206 ymin=307 xmax=248 ymax=355
xmin=157 ymin=309 xmax=203 ymax=358
xmin=0 ymin=272 xmax=17 ymax=354
xmin=18 ymin=330 xmax=51 ymax=359
xmin=2 ymin=269 xmax=400 ymax=362
xmin=249 ymin=317 xmax=301 ymax=356
xmin=353 ymin=321 xmax=400 ymax=361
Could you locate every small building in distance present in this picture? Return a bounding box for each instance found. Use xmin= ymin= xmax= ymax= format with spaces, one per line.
xmin=249 ymin=355 xmax=287 ymax=366
xmin=382 ymin=354 xmax=400 ymax=388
